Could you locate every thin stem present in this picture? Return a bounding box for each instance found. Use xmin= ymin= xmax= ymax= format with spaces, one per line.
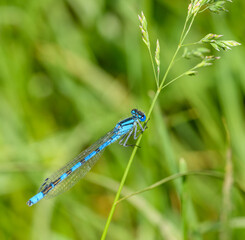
xmin=157 ymin=67 xmax=160 ymax=86
xmin=100 ymin=135 xmax=143 ymax=240
xmin=181 ymin=14 xmax=196 ymax=44
xmin=158 ymin=14 xmax=197 ymax=90
xmin=159 ymin=45 xmax=181 ymax=88
xmin=159 ymin=17 xmax=189 ymax=89
xmin=159 ymin=13 xmax=197 ymax=89
xmin=199 ymin=6 xmax=209 ymax=13
xmin=101 ymin=89 xmax=160 ymax=240
xmin=181 ymin=41 xmax=201 ymax=47
xmin=148 ymin=46 xmax=159 ymax=88
xmin=180 ymin=14 xmax=190 ymax=44
xmin=101 ymin=7 xmax=198 ymax=240
xmin=180 ymin=164 xmax=188 ymax=240
xmin=116 ymin=171 xmax=224 ymax=204
xmin=161 ymin=72 xmax=186 ymax=90
xmin=219 ymin=120 xmax=233 ymax=240
xmin=161 ymin=65 xmax=197 ymax=90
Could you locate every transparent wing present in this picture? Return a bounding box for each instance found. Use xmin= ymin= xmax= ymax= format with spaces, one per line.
xmin=39 ymin=129 xmax=116 ymax=199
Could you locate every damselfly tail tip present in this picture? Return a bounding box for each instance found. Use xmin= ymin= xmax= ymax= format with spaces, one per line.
xmin=26 ymin=200 xmax=33 ymax=207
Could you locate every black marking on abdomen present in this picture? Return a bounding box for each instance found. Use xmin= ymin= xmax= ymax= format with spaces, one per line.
xmin=95 ymin=148 xmax=100 ymax=153
xmin=42 ymin=185 xmax=53 ymax=195
xmin=80 ymin=158 xmax=86 ymax=164
xmin=53 ymin=178 xmax=61 ymax=186
xmin=66 ymin=169 xmax=72 ymax=175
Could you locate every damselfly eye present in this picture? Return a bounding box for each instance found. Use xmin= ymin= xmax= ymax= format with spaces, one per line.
xmin=138 ymin=112 xmax=146 ymax=122
xmin=131 ymin=109 xmax=146 ymax=122
xmin=131 ymin=109 xmax=136 ymax=115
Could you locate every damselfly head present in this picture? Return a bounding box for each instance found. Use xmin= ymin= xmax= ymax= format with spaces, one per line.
xmin=131 ymin=109 xmax=146 ymax=122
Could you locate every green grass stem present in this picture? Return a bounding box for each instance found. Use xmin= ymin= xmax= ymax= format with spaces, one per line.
xmin=101 ymin=9 xmax=198 ymax=239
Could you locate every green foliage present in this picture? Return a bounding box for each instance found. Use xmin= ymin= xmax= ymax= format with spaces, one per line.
xmin=200 ymin=33 xmax=241 ymax=51
xmin=0 ymin=0 xmax=245 ymax=240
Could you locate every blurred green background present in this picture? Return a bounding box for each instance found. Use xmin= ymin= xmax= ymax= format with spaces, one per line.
xmin=0 ymin=0 xmax=245 ymax=239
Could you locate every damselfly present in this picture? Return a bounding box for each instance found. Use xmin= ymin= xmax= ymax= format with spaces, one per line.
xmin=27 ymin=109 xmax=147 ymax=206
